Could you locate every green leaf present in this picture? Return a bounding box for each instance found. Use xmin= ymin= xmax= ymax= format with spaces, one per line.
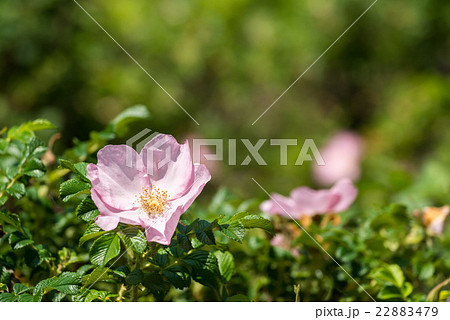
xmin=109 ymin=105 xmax=151 ymax=137
xmin=0 ymin=210 xmax=21 ymax=230
xmin=8 ymin=231 xmax=34 ymax=249
xmin=89 ymin=233 xmax=121 ymax=268
xmin=59 ymin=160 xmax=90 ymax=183
xmin=59 ymin=179 xmax=91 ymax=202
xmin=0 ymin=293 xmax=18 ymax=302
xmin=18 ymin=293 xmax=34 ymax=302
xmin=142 ymin=272 xmax=170 ymax=300
xmin=76 ymin=196 xmax=100 ymax=222
xmin=150 ymin=253 xmax=169 ymax=268
xmin=378 ymin=285 xmax=403 ymax=300
xmin=214 ymin=251 xmax=235 ymax=282
xmin=162 ymin=265 xmax=191 ymax=289
xmin=177 ymin=233 xmax=193 ymax=251
xmin=79 ymin=223 xmax=107 ymax=246
xmin=82 ymin=268 xmax=116 ymax=286
xmin=20 ymin=119 xmax=56 ymax=132
xmin=33 ymin=272 xmax=82 ymax=300
xmin=183 ymin=250 xmax=220 ymax=290
xmin=401 ymin=282 xmax=413 ymax=299
xmin=13 ymin=283 xmax=33 ymax=295
xmin=125 ymin=269 xmax=143 ymax=285
xmin=7 ymin=119 xmax=55 ymax=141
xmin=419 ymin=262 xmax=435 ymax=280
xmin=239 ymin=214 xmax=274 ymax=235
xmin=22 ymin=158 xmax=46 ymax=177
xmin=369 ymin=264 xmax=405 ymax=288
xmin=119 ymin=227 xmax=147 ymax=254
xmin=6 ymin=182 xmax=26 ymax=199
xmin=194 ymin=220 xmax=216 ymax=245
xmin=220 ymin=221 xmax=246 ymax=243
xmin=230 ymin=211 xmax=251 ymax=221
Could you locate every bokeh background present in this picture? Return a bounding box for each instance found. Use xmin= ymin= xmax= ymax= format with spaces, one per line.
xmin=1 ymin=0 xmax=450 ymax=205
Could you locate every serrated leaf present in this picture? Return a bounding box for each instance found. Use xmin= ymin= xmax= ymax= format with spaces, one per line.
xmin=194 ymin=220 xmax=216 ymax=245
xmin=6 ymin=182 xmax=25 ymax=199
xmin=76 ymin=196 xmax=100 ymax=222
xmin=183 ymin=250 xmax=220 ymax=290
xmin=119 ymin=227 xmax=147 ymax=254
xmin=79 ymin=223 xmax=107 ymax=246
xmin=220 ymin=221 xmax=246 ymax=243
xmin=177 ymin=233 xmax=193 ymax=251
xmin=81 ymin=268 xmax=116 ymax=286
xmin=89 ymin=234 xmax=121 ymax=268
xmin=162 ymin=266 xmax=191 ymax=290
xmin=22 ymin=158 xmax=46 ymax=177
xmin=59 ymin=179 xmax=91 ymax=202
xmin=239 ymin=214 xmax=274 ymax=235
xmin=0 ymin=292 xmax=17 ymax=302
xmin=33 ymin=272 xmax=81 ymax=300
xmin=150 ymin=253 xmax=169 ymax=268
xmin=18 ymin=293 xmax=34 ymax=302
xmin=13 ymin=283 xmax=33 ymax=295
xmin=214 ymin=251 xmax=235 ymax=282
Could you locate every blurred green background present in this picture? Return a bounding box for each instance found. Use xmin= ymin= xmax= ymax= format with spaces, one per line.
xmin=1 ymin=0 xmax=449 ymax=205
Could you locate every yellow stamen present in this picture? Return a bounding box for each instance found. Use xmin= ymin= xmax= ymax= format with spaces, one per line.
xmin=135 ymin=186 xmax=169 ymax=216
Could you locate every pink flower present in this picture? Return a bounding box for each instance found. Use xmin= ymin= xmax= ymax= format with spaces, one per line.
xmin=313 ymin=131 xmax=364 ymax=186
xmin=87 ymin=134 xmax=211 ymax=245
xmin=270 ymin=234 xmax=299 ymax=257
xmin=260 ymin=179 xmax=357 ymax=219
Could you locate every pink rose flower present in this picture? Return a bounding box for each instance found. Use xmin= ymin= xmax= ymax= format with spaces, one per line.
xmin=260 ymin=179 xmax=357 ymax=219
xmin=87 ymin=134 xmax=211 ymax=245
xmin=313 ymin=131 xmax=364 ymax=186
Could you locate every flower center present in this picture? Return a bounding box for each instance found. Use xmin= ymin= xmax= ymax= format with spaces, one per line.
xmin=135 ymin=186 xmax=169 ymax=216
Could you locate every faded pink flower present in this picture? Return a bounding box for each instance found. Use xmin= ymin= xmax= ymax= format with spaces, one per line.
xmin=260 ymin=179 xmax=357 ymax=219
xmin=87 ymin=134 xmax=211 ymax=245
xmin=270 ymin=234 xmax=299 ymax=257
xmin=313 ymin=131 xmax=364 ymax=186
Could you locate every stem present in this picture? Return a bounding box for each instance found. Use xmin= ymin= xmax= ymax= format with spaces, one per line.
xmin=426 ymin=277 xmax=450 ymax=302
xmin=130 ymin=253 xmax=144 ymax=302
xmin=117 ymin=284 xmax=126 ymax=302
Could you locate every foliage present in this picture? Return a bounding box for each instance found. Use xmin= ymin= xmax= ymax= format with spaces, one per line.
xmin=0 ymin=115 xmax=274 ymax=301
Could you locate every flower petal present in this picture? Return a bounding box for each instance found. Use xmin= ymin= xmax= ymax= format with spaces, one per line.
xmin=260 ymin=194 xmax=299 ymax=218
xmin=140 ymin=134 xmax=194 ymax=199
xmin=328 ymin=179 xmax=358 ymax=212
xmin=91 ymin=189 xmax=141 ymax=228
xmin=139 ymin=163 xmax=211 ymax=244
xmin=88 ymin=145 xmax=148 ymax=210
xmin=95 ymin=215 xmax=120 ymax=231
xmin=290 ymin=187 xmax=337 ymax=215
